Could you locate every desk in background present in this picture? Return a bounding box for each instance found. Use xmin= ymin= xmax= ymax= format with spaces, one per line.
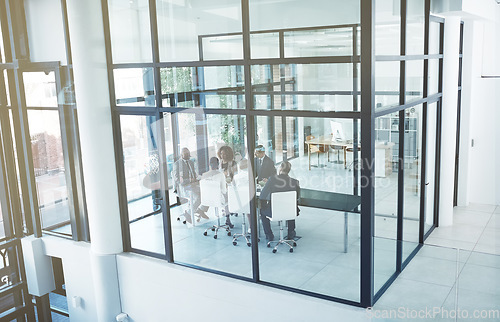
xmin=304 ymin=136 xmax=351 ymax=170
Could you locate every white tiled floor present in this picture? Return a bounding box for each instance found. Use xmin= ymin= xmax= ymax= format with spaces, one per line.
xmin=373 ymin=204 xmax=500 ymax=321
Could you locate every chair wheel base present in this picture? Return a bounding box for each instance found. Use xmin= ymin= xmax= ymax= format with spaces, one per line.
xmin=247 ymin=243 xmax=251 ymax=247
xmin=293 ymin=242 xmax=297 ymax=247
xmin=177 ymin=217 xmax=180 ymax=221
xmin=272 ymin=249 xmax=277 ymax=253
xmin=227 ymin=231 xmax=231 ymax=236
xmin=214 ymin=235 xmax=218 ymax=239
xmin=267 ymin=243 xmax=271 ymax=248
xmin=203 ymin=232 xmax=207 ymax=236
xmin=233 ymin=241 xmax=237 ymax=246
xmin=289 ymin=248 xmax=294 ymax=253
xmin=182 ymin=220 xmax=187 ymax=224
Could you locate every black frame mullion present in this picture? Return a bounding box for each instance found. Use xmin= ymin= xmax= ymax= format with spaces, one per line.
xmin=360 ymin=0 xmax=375 ymax=308
xmin=241 ymin=0 xmax=260 ymax=283
xmin=396 ymin=0 xmax=407 ymax=273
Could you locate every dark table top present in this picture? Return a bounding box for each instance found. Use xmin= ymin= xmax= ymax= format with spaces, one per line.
xmin=299 ymin=189 xmax=361 ymax=213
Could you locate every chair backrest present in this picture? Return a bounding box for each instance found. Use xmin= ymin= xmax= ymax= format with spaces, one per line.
xmin=228 ymin=184 xmax=250 ymax=214
xmin=200 ymin=179 xmax=223 ymax=207
xmin=270 ymin=191 xmax=297 ymax=221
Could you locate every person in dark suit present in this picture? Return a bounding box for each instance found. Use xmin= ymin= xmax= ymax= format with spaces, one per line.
xmin=172 ymin=147 xmax=208 ymax=223
xmin=259 ymin=161 xmax=300 ymax=241
xmin=254 ymin=145 xmax=276 ymax=184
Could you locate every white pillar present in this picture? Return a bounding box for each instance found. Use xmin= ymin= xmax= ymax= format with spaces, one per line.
xmin=66 ymin=0 xmax=122 ymax=320
xmin=439 ymin=16 xmax=461 ymax=226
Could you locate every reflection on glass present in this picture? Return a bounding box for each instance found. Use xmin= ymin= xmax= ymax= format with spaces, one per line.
xmin=202 ymin=35 xmax=243 ymax=60
xmin=170 ymin=112 xmax=251 ymax=277
xmin=375 ymin=61 xmax=400 ymax=109
xmin=108 ymin=0 xmax=152 ymax=63
xmin=251 ymin=32 xmax=279 ymax=59
xmin=403 ymin=106 xmax=422 ymax=261
xmin=424 ymin=103 xmax=437 ymax=235
xmin=114 ymin=68 xmax=155 ymax=107
xmin=256 ymin=116 xmax=360 ymax=302
xmin=406 ymin=60 xmax=423 ymax=103
xmin=23 ymin=72 xmax=58 ymax=107
xmin=157 ymin=0 xmax=242 ymax=62
xmin=120 ymin=115 xmax=165 ymax=255
xmin=28 ymin=110 xmax=71 ymax=235
xmin=374 ymin=113 xmax=399 ymax=293
xmin=0 ymin=201 xmax=4 ymax=239
xmin=284 ymin=27 xmax=354 ymax=57
xmin=375 ymin=0 xmax=400 ymax=55
xmin=160 ymin=66 xmax=245 ymax=109
xmin=406 ymin=0 xmax=425 ymax=55
xmin=249 ymin=0 xmax=360 ymax=31
xmin=251 ymin=64 xmax=353 ymax=93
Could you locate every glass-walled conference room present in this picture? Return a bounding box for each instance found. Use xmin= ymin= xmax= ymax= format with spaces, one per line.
xmin=107 ymin=0 xmax=443 ymax=307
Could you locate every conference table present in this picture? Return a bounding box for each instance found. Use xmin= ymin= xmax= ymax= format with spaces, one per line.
xmin=299 ymin=189 xmax=361 ymax=253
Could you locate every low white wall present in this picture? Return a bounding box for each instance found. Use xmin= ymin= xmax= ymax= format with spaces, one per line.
xmin=116 ymin=253 xmax=368 ymax=322
xmin=41 ymin=236 xmax=98 ymax=322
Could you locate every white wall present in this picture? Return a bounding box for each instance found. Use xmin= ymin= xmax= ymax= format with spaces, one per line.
xmin=457 ymin=0 xmax=500 ymax=206
xmin=34 ymin=237 xmax=369 ymax=321
xmin=116 ymin=252 xmax=368 ymax=322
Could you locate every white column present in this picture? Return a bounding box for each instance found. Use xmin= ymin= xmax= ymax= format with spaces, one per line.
xmin=439 ymin=16 xmax=461 ymax=226
xmin=66 ymin=0 xmax=122 ymax=320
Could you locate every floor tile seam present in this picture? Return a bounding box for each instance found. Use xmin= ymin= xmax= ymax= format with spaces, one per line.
xmin=425 ymin=236 xmax=479 ymax=247
xmin=396 ymin=274 xmax=457 ymax=290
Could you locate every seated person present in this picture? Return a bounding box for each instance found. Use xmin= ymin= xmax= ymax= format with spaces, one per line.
xmin=259 ymin=161 xmax=300 ymax=241
xmin=254 ymin=145 xmax=276 ymax=186
xmin=199 ymin=157 xmax=227 ymax=216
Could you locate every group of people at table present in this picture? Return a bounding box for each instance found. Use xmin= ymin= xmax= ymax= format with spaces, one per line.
xmin=171 ymin=145 xmax=300 ymax=241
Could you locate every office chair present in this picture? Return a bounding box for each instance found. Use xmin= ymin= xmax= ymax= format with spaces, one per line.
xmin=228 ymin=184 xmax=251 ymax=247
xmin=200 ymin=179 xmax=231 ymax=239
xmin=266 ymin=191 xmax=298 ymax=253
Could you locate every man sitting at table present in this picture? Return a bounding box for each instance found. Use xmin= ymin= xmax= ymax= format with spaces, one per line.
xmin=254 ymin=145 xmax=276 ymax=185
xmin=259 ymin=161 xmax=300 ymax=241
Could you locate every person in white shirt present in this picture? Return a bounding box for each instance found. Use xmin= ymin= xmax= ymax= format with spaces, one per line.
xmin=200 ymin=157 xmax=227 ymax=208
xmin=231 ymin=159 xmax=253 ymax=232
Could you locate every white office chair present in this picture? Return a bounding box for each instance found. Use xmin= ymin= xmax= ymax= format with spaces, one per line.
xmin=266 ymin=191 xmax=298 ymax=253
xmin=228 ymin=184 xmax=251 ymax=247
xmin=200 ymin=179 xmax=231 ymax=239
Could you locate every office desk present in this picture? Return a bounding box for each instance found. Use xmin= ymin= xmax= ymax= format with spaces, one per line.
xmin=299 ymin=189 xmax=361 ymax=252
xmin=304 ymin=136 xmax=350 ymax=170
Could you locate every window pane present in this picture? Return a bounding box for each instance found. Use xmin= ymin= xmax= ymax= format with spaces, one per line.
xmin=406 ymin=60 xmax=423 ymax=103
xmin=375 ymin=61 xmax=400 ymax=109
xmin=284 ymin=27 xmax=354 ymax=58
xmin=28 ymin=110 xmax=72 ymax=235
xmin=114 ymin=68 xmax=155 ymax=107
xmin=249 ymin=0 xmax=360 ymax=31
xmin=108 ymin=0 xmax=152 ymax=63
xmin=160 ymin=66 xmax=245 ymax=109
xmin=256 ymin=116 xmax=361 ymax=302
xmin=4 ymin=70 xmax=11 ymax=106
xmin=375 ymin=0 xmax=400 ymax=55
xmin=121 ymin=115 xmax=165 ymax=255
xmin=374 ymin=113 xmax=399 ymax=293
xmin=23 ymin=72 xmax=58 ymax=107
xmin=169 ymin=112 xmax=250 ymax=277
xmin=157 ymin=0 xmax=242 ymax=62
xmin=424 ymin=103 xmax=438 ymax=235
xmin=428 ymin=59 xmax=440 ymax=95
xmin=406 ymin=0 xmax=425 ymax=55
xmin=403 ymin=105 xmax=422 ymax=262
xmin=429 ymin=22 xmax=441 ymax=55
xmin=251 ymin=32 xmax=279 ymax=59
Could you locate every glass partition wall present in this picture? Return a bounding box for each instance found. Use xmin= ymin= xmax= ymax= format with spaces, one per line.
xmin=107 ymin=0 xmax=442 ymax=307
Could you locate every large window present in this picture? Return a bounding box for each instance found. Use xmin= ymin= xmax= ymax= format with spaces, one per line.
xmin=109 ymin=0 xmax=442 ymax=308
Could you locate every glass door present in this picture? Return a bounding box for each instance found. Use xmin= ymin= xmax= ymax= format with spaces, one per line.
xmin=424 ymin=102 xmax=439 ymax=235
